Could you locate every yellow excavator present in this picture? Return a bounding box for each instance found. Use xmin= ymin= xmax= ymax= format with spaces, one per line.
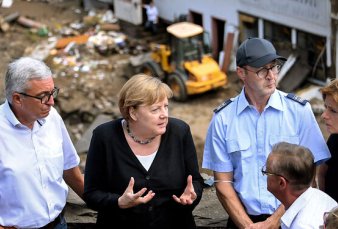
xmin=141 ymin=22 xmax=227 ymax=101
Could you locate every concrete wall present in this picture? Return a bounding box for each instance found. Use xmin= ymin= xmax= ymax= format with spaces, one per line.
xmin=153 ymin=0 xmax=333 ymax=70
xmin=113 ymin=0 xmax=334 ymax=73
xmin=154 ymin=0 xmax=331 ymax=38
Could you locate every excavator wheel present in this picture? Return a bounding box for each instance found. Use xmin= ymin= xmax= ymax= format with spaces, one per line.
xmin=141 ymin=61 xmax=165 ymax=81
xmin=167 ymin=72 xmax=187 ymax=102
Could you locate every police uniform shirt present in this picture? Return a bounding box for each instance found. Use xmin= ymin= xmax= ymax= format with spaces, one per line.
xmin=202 ymin=89 xmax=331 ymax=215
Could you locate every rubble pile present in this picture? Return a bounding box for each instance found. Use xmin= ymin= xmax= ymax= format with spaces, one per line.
xmin=1 ymin=5 xmax=157 ymax=144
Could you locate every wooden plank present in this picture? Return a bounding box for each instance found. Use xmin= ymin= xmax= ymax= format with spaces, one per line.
xmin=221 ymin=32 xmax=234 ymax=73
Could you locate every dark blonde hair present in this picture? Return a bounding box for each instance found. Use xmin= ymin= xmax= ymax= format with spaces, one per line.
xmin=320 ymin=78 xmax=338 ymax=103
xmin=118 ymin=74 xmax=173 ymax=120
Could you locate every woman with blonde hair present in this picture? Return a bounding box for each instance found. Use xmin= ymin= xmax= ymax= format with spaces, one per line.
xmin=320 ymin=79 xmax=338 ymax=202
xmin=84 ymin=74 xmax=204 ymax=228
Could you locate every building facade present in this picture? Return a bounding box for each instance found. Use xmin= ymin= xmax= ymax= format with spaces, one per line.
xmin=114 ymin=0 xmax=338 ymax=89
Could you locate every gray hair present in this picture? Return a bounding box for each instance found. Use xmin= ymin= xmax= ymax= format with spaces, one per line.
xmin=269 ymin=142 xmax=315 ymax=191
xmin=5 ymin=57 xmax=52 ymax=103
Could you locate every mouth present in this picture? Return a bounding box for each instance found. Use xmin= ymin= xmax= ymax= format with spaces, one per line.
xmin=266 ymin=83 xmax=276 ymax=88
xmin=158 ymin=122 xmax=166 ymax=127
xmin=158 ymin=121 xmax=167 ymax=128
xmin=325 ymin=123 xmax=334 ymax=132
xmin=42 ymin=109 xmax=51 ymax=115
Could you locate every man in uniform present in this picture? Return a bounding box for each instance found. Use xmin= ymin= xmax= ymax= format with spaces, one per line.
xmin=202 ymin=37 xmax=330 ymax=228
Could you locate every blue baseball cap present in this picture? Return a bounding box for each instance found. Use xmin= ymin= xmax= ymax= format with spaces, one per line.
xmin=236 ymin=37 xmax=286 ymax=68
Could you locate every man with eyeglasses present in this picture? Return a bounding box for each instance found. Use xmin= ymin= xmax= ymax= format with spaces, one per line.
xmin=202 ymin=37 xmax=330 ymax=228
xmin=0 ymin=57 xmax=84 ymax=229
xmin=265 ymin=142 xmax=336 ymax=229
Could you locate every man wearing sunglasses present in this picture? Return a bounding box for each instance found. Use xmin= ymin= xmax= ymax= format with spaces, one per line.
xmin=203 ymin=37 xmax=331 ymax=228
xmin=265 ymin=142 xmax=336 ymax=228
xmin=0 ymin=57 xmax=84 ymax=229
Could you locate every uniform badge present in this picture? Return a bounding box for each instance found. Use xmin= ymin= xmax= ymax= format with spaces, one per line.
xmin=214 ymin=99 xmax=233 ymax=113
xmin=286 ymin=93 xmax=308 ymax=105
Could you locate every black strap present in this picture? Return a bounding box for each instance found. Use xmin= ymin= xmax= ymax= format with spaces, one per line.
xmin=214 ymin=99 xmax=233 ymax=113
xmin=286 ymin=93 xmax=308 ymax=105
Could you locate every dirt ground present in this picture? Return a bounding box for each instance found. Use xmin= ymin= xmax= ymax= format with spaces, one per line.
xmin=0 ymin=0 xmax=83 ymax=96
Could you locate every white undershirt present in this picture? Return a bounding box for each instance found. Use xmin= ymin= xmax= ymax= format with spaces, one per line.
xmin=136 ymin=152 xmax=157 ymax=171
xmin=121 ymin=119 xmax=157 ymax=171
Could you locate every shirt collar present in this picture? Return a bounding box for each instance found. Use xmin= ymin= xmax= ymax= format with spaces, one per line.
xmin=281 ymin=187 xmax=313 ymax=228
xmin=4 ymin=100 xmax=46 ymax=127
xmin=237 ymin=89 xmax=283 ymax=115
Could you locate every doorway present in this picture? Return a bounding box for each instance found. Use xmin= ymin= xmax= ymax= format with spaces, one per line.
xmin=189 ymin=10 xmax=203 ymax=26
xmin=211 ymin=17 xmax=225 ymax=61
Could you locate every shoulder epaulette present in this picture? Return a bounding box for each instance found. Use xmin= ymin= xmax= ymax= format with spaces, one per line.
xmin=286 ymin=93 xmax=308 ymax=106
xmin=214 ymin=99 xmax=233 ymax=113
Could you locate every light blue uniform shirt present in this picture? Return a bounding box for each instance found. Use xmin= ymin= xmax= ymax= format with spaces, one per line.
xmin=202 ymin=89 xmax=330 ymax=215
xmin=0 ymin=100 xmax=80 ymax=228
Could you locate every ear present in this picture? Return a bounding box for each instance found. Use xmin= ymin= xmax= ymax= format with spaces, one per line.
xmin=236 ymin=67 xmax=246 ymax=81
xmin=129 ymin=107 xmax=137 ymax=121
xmin=12 ymin=93 xmax=23 ymax=105
xmin=279 ymin=177 xmax=288 ymax=190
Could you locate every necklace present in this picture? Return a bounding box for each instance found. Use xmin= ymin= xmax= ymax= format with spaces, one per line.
xmin=125 ymin=121 xmax=155 ymax=145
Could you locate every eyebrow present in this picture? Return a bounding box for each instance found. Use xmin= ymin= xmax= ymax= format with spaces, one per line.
xmin=35 ymin=88 xmax=56 ymax=95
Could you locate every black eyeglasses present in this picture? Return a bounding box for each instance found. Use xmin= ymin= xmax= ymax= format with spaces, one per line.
xmin=243 ymin=64 xmax=282 ymax=79
xmin=17 ymin=87 xmax=59 ymax=104
xmin=261 ymin=165 xmax=289 ymax=182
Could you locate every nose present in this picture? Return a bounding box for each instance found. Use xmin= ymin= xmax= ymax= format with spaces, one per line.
xmin=266 ymin=69 xmax=275 ymax=79
xmin=321 ymin=109 xmax=328 ymax=120
xmin=160 ymin=107 xmax=168 ymax=118
xmin=45 ymin=94 xmax=55 ymax=105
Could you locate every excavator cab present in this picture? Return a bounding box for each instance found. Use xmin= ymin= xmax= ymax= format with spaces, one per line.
xmin=142 ymin=22 xmax=227 ymax=101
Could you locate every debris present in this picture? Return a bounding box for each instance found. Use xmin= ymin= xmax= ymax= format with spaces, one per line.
xmin=83 ymin=15 xmax=100 ymax=26
xmin=55 ymin=34 xmax=90 ymax=49
xmin=0 ymin=12 xmax=20 ymax=32
xmin=28 ymin=39 xmax=57 ymax=61
xmin=4 ymin=12 xmax=20 ymax=23
xmin=200 ymin=173 xmax=215 ymax=187
xmin=17 ymin=16 xmax=45 ymax=29
xmin=64 ymin=41 xmax=77 ymax=54
xmin=37 ymin=27 xmax=49 ymax=37
xmin=101 ymin=10 xmax=116 ymax=24
xmin=129 ymin=53 xmax=151 ymax=66
xmin=69 ymin=22 xmax=84 ymax=31
xmin=0 ymin=17 xmax=10 ymax=32
xmin=75 ymin=114 xmax=112 ymax=154
xmin=86 ymin=31 xmax=127 ymax=55
xmin=1 ymin=0 xmax=13 ymax=8
xmin=99 ymin=23 xmax=120 ymax=31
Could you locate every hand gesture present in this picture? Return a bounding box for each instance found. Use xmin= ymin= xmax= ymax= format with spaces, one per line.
xmin=118 ymin=177 xmax=155 ymax=209
xmin=172 ymin=175 xmax=197 ymax=205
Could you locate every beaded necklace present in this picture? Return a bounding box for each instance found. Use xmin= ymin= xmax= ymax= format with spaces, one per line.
xmin=126 ymin=121 xmax=155 ymax=145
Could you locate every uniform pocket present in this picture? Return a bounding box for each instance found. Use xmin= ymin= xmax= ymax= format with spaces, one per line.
xmin=226 ymin=134 xmax=251 ymax=157
xmin=225 ymin=134 xmax=251 ymax=174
